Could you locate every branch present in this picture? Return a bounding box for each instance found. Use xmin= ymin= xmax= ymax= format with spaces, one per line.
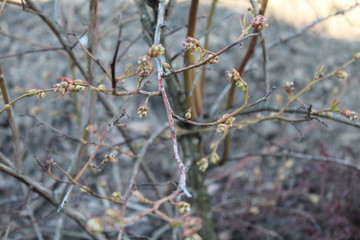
xmin=153 ymin=0 xmax=192 ymax=198
xmin=120 ymin=124 xmax=169 ymax=219
xmin=239 ymin=104 xmax=360 ymax=129
xmin=0 ymin=162 xmax=106 ymax=240
xmin=162 ymin=33 xmax=259 ymax=77
xmin=278 ymin=58 xmax=357 ymax=114
xmin=172 ymin=86 xmax=277 ymax=127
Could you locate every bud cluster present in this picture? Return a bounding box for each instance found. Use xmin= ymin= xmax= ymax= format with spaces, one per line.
xmin=183 ymin=216 xmax=203 ymax=240
xmin=216 ymin=123 xmax=228 ymax=135
xmin=137 ymin=55 xmax=153 ymax=79
xmin=283 ymin=81 xmax=295 ymax=95
xmin=201 ymin=54 xmax=219 ymax=64
xmin=137 ymin=104 xmax=148 ymax=119
xmin=219 ymin=114 xmax=236 ymax=127
xmin=342 ymin=109 xmax=358 ymax=122
xmin=183 ymin=37 xmax=202 ymax=52
xmin=210 ymin=152 xmax=220 ymax=164
xmin=104 ymin=152 xmax=116 ymax=163
xmin=251 ymin=15 xmax=268 ymax=31
xmin=226 ymin=68 xmax=248 ymax=92
xmin=177 ymin=201 xmax=191 ymax=216
xmin=335 ymin=70 xmax=349 ymax=80
xmin=147 ymin=44 xmax=165 ymax=58
xmin=53 ymin=77 xmax=86 ymax=96
xmin=197 ymin=157 xmax=209 ymax=172
xmin=225 ymin=68 xmax=241 ymax=81
xmin=86 ymin=208 xmax=123 ymax=234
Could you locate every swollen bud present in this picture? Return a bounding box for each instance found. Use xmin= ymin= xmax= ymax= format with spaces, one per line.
xmin=251 ymin=15 xmax=268 ymax=31
xmin=137 ymin=104 xmax=148 ymax=119
xmin=197 ymin=158 xmax=209 ymax=172
xmin=147 ymin=44 xmax=165 ymax=58
xmin=335 ymin=70 xmax=349 ymax=80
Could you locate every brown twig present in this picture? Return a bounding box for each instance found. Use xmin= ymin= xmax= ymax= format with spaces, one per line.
xmin=111 ymin=24 xmax=123 ymax=92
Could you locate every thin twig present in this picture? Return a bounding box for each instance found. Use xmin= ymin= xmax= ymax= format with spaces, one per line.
xmin=58 ymin=111 xmax=126 ymax=211
xmin=0 ymin=47 xmax=65 ymax=60
xmin=162 ymin=33 xmax=258 ymax=78
xmin=278 ymin=58 xmax=357 ymax=114
xmin=172 ymin=86 xmax=277 ymax=127
xmin=66 ymin=33 xmax=111 ymax=80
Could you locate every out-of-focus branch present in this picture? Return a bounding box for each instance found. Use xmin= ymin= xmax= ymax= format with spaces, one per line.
xmin=184 ymin=0 xmax=200 ymax=118
xmin=0 ymin=162 xmax=106 ymax=240
xmin=0 ymin=66 xmax=23 ymax=169
xmin=24 ymin=0 xmax=87 ymax=80
xmin=199 ymin=0 xmax=218 ymax=102
xmin=119 ymin=124 xmax=169 ymax=225
xmin=232 ymin=151 xmax=360 ymax=172
xmin=238 ymin=104 xmax=360 ymax=129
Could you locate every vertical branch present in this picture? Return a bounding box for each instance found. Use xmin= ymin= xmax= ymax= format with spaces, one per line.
xmin=0 ymin=66 xmax=23 ymax=169
xmin=199 ymin=0 xmax=218 ymax=98
xmin=153 ymin=0 xmax=191 ymax=197
xmin=87 ymin=0 xmax=99 ymax=121
xmin=184 ymin=0 xmax=201 ymax=119
xmin=260 ymin=34 xmax=269 ymax=93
